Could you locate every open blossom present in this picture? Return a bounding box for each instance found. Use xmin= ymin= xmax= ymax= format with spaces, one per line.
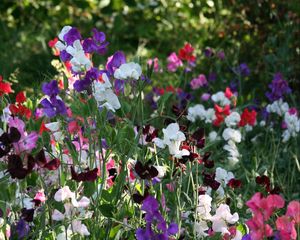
xmin=190 ymin=74 xmax=207 ymax=89
xmin=239 ymin=108 xmax=257 ymax=127
xmin=66 ymin=39 xmax=92 ymax=72
xmin=211 ymin=91 xmax=231 ymax=106
xmin=222 ymin=128 xmax=241 ymax=143
xmin=0 ymin=75 xmax=13 ymax=96
xmin=223 ymin=140 xmax=240 ymax=165
xmin=114 ymin=62 xmax=142 ymax=80
xmin=225 ymin=112 xmax=241 ymax=127
xmin=266 ymin=72 xmax=291 ymax=102
xmin=167 ymin=52 xmax=183 ymax=72
xmin=187 ymin=104 xmax=216 ymax=123
xmin=210 ymin=204 xmax=239 ymax=235
xmin=147 ymin=57 xmax=162 ymax=72
xmin=282 ymin=111 xmax=300 ymax=142
xmin=153 ymin=123 xmax=189 ymax=159
xmin=266 ymin=98 xmax=289 ymax=116
xmin=178 ymin=43 xmax=196 ymax=62
xmin=92 ymin=73 xmax=121 ymax=112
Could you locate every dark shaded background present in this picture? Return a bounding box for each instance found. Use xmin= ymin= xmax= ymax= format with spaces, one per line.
xmin=0 ymin=0 xmax=299 ymax=98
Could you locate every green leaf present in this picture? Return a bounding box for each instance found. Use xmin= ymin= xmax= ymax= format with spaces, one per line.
xmin=99 ymin=204 xmax=114 ymax=218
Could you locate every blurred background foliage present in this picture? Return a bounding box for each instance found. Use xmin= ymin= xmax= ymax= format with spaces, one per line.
xmin=0 ymin=0 xmax=299 ymax=96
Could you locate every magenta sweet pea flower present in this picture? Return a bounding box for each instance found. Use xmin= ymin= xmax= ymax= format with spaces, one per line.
xmin=167 ymin=52 xmax=183 ymax=72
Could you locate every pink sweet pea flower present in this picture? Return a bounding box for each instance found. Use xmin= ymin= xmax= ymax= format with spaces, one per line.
xmin=276 ymin=215 xmax=297 ymax=240
xmin=167 ymin=52 xmax=183 ymax=72
xmin=246 ymin=212 xmax=273 ymax=240
xmin=286 ymin=200 xmax=300 ymax=224
xmin=147 ymin=57 xmax=162 ymax=73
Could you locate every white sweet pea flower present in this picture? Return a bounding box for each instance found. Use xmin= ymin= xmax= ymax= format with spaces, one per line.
xmin=210 ymin=204 xmax=239 ymax=235
xmin=222 ymin=128 xmax=241 ymax=143
xmin=45 ymin=122 xmax=60 ymax=132
xmin=69 ymin=220 xmax=90 ymax=236
xmin=194 ymin=220 xmax=209 ymax=238
xmin=153 ymin=123 xmax=189 ymax=159
xmin=52 ymin=209 xmax=65 ymax=221
xmin=54 ymin=186 xmax=75 ymax=202
xmin=211 ymin=91 xmax=231 ymax=106
xmin=92 ymin=73 xmax=121 ymax=112
xmin=58 ymin=26 xmax=72 ymax=41
xmin=282 ymin=111 xmax=300 ymax=142
xmin=208 ymin=131 xmax=219 ymax=142
xmin=225 ymin=112 xmax=241 ymax=127
xmin=187 ymin=104 xmax=216 ymax=123
xmin=215 ymin=167 xmax=234 ymax=196
xmin=66 ymin=40 xmax=92 ymax=72
xmin=196 ymin=194 xmax=212 ymax=219
xmin=223 ymin=140 xmax=240 ymax=165
xmin=266 ymin=99 xmax=289 ymax=116
xmin=154 ymin=166 xmax=167 ymax=178
xmin=114 ymin=62 xmax=142 ymax=80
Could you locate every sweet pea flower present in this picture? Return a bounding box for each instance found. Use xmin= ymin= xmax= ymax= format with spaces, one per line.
xmin=210 ymin=204 xmax=239 ymax=235
xmin=222 ymin=128 xmax=241 ymax=143
xmin=66 ymin=40 xmax=92 ymax=72
xmin=153 ymin=123 xmax=189 ymax=159
xmin=114 ymin=62 xmax=142 ymax=80
xmin=167 ymin=52 xmax=183 ymax=72
xmin=190 ymin=74 xmax=207 ymax=89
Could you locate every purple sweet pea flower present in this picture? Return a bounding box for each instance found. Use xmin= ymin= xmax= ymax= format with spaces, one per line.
xmin=242 ymin=234 xmax=252 ymax=240
xmin=82 ymin=29 xmax=109 ymax=55
xmin=42 ymin=80 xmax=59 ymax=96
xmin=204 ymin=47 xmax=214 ymax=57
xmin=60 ymin=50 xmax=72 ymax=62
xmin=168 ymin=223 xmax=179 ymax=235
xmin=106 ymin=51 xmax=126 ymax=76
xmin=16 ymin=219 xmax=30 ymax=239
xmin=265 ymin=72 xmax=291 ymax=102
xmin=40 ymin=96 xmax=67 ymax=118
xmin=201 ymin=93 xmax=211 ymax=101
xmin=136 ymin=195 xmax=178 ymax=240
xmin=217 ymin=50 xmax=225 ymax=60
xmin=92 ymin=28 xmax=106 ymax=44
xmin=114 ymin=79 xmax=125 ymax=95
xmin=63 ymin=27 xmax=81 ymax=45
xmin=236 ymin=63 xmax=250 ymax=77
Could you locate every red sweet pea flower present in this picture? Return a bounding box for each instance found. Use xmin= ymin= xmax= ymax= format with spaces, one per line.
xmin=16 ymin=91 xmax=26 ymax=103
xmin=213 ymin=104 xmax=231 ymax=126
xmin=239 ymin=108 xmax=257 ymax=127
xmin=0 ymin=75 xmax=13 ymax=96
xmin=9 ymin=92 xmax=31 ymax=119
xmin=48 ymin=37 xmax=58 ymax=48
xmin=224 ymin=87 xmax=233 ymax=99
xmin=178 ymin=43 xmax=196 ymax=62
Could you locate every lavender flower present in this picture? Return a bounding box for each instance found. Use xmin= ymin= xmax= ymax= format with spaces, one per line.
xmin=266 ymin=72 xmax=291 ymax=102
xmin=40 ymin=97 xmax=67 ymax=118
xmin=63 ymin=27 xmax=81 ymax=45
xmin=42 ymin=80 xmax=59 ymax=96
xmin=136 ymin=196 xmax=178 ymax=240
xmin=236 ymin=63 xmax=250 ymax=77
xmin=16 ymin=219 xmax=30 ymax=239
xmin=106 ymin=51 xmax=126 ymax=76
xmin=82 ymin=28 xmax=109 ymax=55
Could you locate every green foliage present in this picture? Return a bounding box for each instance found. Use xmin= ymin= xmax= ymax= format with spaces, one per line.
xmin=0 ymin=0 xmax=299 ymax=97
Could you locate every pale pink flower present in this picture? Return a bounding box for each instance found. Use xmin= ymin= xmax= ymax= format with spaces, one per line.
xmin=167 ymin=52 xmax=183 ymax=72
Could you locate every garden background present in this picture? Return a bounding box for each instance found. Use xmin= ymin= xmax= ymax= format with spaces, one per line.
xmin=0 ymin=0 xmax=299 ymax=97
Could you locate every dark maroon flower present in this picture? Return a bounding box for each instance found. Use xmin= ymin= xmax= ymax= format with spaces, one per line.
xmin=227 ymin=178 xmax=242 ymax=188
xmin=108 ymin=168 xmax=117 ymax=182
xmin=134 ymin=161 xmax=158 ymax=180
xmin=71 ymin=166 xmax=98 ymax=182
xmin=256 ymin=175 xmax=270 ymax=187
xmin=191 ymin=128 xmax=205 ymax=148
xmin=7 ymin=154 xmax=29 ymax=179
xmin=43 ymin=158 xmax=60 ymax=170
xmin=133 ymin=188 xmax=149 ymax=204
xmin=21 ymin=208 xmax=34 ymax=222
xmin=0 ymin=127 xmax=21 ymax=157
xmin=203 ymin=172 xmax=220 ymax=190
